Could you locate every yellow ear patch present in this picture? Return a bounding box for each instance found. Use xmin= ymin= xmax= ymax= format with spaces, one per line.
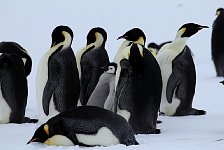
xmin=44 ymin=124 xmax=49 ymax=136
xmin=180 ymin=27 xmax=186 ymax=35
xmin=216 ymin=11 xmax=221 ymax=16
xmin=134 ymin=37 xmax=144 ymax=45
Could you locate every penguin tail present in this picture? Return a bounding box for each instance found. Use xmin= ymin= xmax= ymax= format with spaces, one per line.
xmin=157 ymin=120 xmax=162 ymax=124
xmin=24 ymin=117 xmax=38 ymax=123
xmin=189 ymin=108 xmax=206 ymax=116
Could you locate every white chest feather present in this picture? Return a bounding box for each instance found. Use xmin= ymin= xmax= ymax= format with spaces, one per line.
xmin=44 ymin=135 xmax=74 ymax=146
xmin=36 ymin=44 xmax=63 ymax=119
xmin=117 ymin=108 xmax=131 ymax=122
xmin=0 ymin=82 xmax=11 ymax=124
xmin=76 ymin=127 xmax=119 ymax=146
xmin=156 ymin=39 xmax=187 ymax=115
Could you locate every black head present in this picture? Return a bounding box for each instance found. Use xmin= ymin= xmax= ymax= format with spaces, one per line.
xmin=86 ymin=27 xmax=107 ymax=47
xmin=216 ymin=8 xmax=224 ymax=16
xmin=27 ymin=124 xmax=49 ymax=144
xmin=147 ymin=42 xmax=160 ymax=49
xmin=51 ymin=25 xmax=73 ymax=47
xmin=177 ymin=23 xmax=208 ymax=38
xmin=102 ymin=62 xmax=117 ymax=74
xmin=117 ymin=28 xmax=146 ymax=46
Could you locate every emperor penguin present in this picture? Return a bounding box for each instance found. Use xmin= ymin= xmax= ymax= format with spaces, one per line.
xmin=0 ymin=42 xmax=32 ymax=77
xmin=28 ymin=106 xmax=138 ymax=146
xmin=0 ymin=53 xmax=36 ymax=123
xmin=115 ymin=28 xmax=162 ymax=134
xmin=36 ymin=25 xmax=80 ymax=123
xmin=156 ymin=23 xmax=208 ymax=116
xmin=212 ymin=8 xmax=224 ymax=76
xmin=87 ymin=63 xmax=117 ymax=111
xmin=77 ymin=27 xmax=109 ymax=106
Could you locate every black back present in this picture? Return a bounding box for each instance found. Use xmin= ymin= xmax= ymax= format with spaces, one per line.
xmin=0 ymin=54 xmax=28 ymax=123
xmin=42 ymin=46 xmax=80 ymax=115
xmin=115 ymin=44 xmax=162 ymax=134
xmin=79 ymin=47 xmax=109 ymax=105
xmin=212 ymin=9 xmax=224 ymax=76
xmin=46 ymin=106 xmax=138 ymax=146
xmin=0 ymin=42 xmax=32 ymax=77
xmin=166 ymin=47 xmax=196 ymax=114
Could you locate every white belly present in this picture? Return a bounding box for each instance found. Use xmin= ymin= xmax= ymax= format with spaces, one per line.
xmin=36 ymin=45 xmax=62 ymax=120
xmin=157 ymin=52 xmax=181 ymax=116
xmin=76 ymin=127 xmax=119 ymax=146
xmin=36 ymin=53 xmax=50 ymax=120
xmin=117 ymin=107 xmax=130 ymax=122
xmin=0 ymin=82 xmax=11 ymax=124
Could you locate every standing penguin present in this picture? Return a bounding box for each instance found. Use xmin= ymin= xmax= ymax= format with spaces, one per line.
xmin=212 ymin=8 xmax=224 ymax=76
xmin=36 ymin=25 xmax=80 ymax=122
xmin=87 ymin=63 xmax=117 ymax=111
xmin=77 ymin=27 xmax=109 ymax=106
xmin=0 ymin=42 xmax=32 ymax=77
xmin=156 ymin=23 xmax=207 ymax=116
xmin=28 ymin=106 xmax=138 ymax=146
xmin=115 ymin=28 xmax=162 ymax=134
xmin=0 ymin=53 xmax=36 ymax=123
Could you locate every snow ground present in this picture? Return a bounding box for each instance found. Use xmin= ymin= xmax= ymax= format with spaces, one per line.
xmin=0 ymin=0 xmax=224 ymax=149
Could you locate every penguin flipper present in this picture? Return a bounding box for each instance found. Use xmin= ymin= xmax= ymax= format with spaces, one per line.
xmin=80 ymin=60 xmax=92 ymax=105
xmin=166 ymin=61 xmax=183 ymax=103
xmin=42 ymin=60 xmax=60 ymax=115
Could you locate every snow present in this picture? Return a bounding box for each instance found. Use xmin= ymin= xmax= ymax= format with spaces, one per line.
xmin=0 ymin=0 xmax=224 ymax=149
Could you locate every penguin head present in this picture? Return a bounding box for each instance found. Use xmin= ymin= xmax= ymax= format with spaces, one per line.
xmin=102 ymin=62 xmax=117 ymax=74
xmin=27 ymin=124 xmax=50 ymax=144
xmin=51 ymin=25 xmax=73 ymax=48
xmin=216 ymin=8 xmax=224 ymax=16
xmin=147 ymin=42 xmax=160 ymax=56
xmin=175 ymin=23 xmax=208 ymax=39
xmin=117 ymin=28 xmax=146 ymax=46
xmin=86 ymin=27 xmax=107 ymax=48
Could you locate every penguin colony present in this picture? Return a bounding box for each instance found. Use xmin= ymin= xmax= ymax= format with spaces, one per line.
xmin=2 ymin=8 xmax=223 ymax=147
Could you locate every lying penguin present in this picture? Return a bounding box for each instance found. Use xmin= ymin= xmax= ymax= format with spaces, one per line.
xmin=27 ymin=106 xmax=138 ymax=147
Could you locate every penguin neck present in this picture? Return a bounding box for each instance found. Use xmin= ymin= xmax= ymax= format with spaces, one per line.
xmin=169 ymin=37 xmax=188 ymax=54
xmin=76 ymin=34 xmax=104 ymax=79
xmin=114 ymin=40 xmax=131 ymax=63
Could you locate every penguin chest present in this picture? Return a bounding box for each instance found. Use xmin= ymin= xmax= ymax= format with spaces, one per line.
xmin=44 ymin=135 xmax=73 ymax=146
xmin=0 ymin=82 xmax=11 ymax=123
xmin=157 ymin=51 xmax=181 ymax=115
xmin=75 ymin=127 xmax=120 ymax=146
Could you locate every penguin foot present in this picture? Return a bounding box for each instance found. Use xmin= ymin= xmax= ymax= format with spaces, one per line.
xmin=189 ymin=108 xmax=206 ymax=116
xmin=175 ymin=108 xmax=206 ymax=116
xmin=24 ymin=117 xmax=38 ymax=123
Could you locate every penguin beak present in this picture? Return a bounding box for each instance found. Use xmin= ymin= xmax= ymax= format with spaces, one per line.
xmin=51 ymin=42 xmax=57 ymax=47
xmin=27 ymin=138 xmax=38 ymax=144
xmin=219 ymin=80 xmax=224 ymax=85
xmin=198 ymin=25 xmax=209 ymax=30
xmin=117 ymin=35 xmax=127 ymax=40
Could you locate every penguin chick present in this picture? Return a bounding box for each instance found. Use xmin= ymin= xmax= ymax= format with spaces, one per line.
xmin=27 ymin=106 xmax=138 ymax=147
xmin=87 ymin=62 xmax=117 ymax=111
xmin=78 ymin=27 xmax=110 ymax=106
xmin=156 ymin=23 xmax=208 ymax=116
